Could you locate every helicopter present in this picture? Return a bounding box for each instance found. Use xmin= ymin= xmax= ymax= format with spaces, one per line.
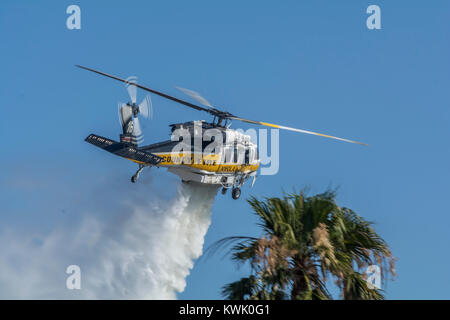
xmin=77 ymin=65 xmax=367 ymax=200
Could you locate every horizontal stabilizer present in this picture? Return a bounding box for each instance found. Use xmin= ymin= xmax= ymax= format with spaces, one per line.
xmin=85 ymin=134 xmax=163 ymax=165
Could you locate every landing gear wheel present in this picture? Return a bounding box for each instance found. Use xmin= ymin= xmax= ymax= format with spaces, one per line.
xmin=221 ymin=187 xmax=228 ymax=195
xmin=131 ymin=175 xmax=137 ymax=183
xmin=231 ymin=188 xmax=241 ymax=200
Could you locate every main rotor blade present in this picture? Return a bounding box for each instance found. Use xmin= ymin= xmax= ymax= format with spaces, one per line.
xmin=176 ymin=86 xmax=214 ymax=108
xmin=76 ymin=65 xmax=212 ymax=114
xmin=76 ymin=65 xmax=367 ymax=146
xmin=230 ymin=116 xmax=368 ymax=146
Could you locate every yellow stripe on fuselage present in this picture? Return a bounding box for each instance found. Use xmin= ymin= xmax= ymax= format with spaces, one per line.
xmin=129 ymin=152 xmax=260 ymax=173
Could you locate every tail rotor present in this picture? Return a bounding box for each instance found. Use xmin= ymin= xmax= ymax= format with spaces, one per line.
xmin=118 ymin=76 xmax=152 ymax=145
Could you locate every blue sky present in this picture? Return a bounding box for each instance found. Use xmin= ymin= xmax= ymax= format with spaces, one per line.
xmin=1 ymin=0 xmax=449 ymax=299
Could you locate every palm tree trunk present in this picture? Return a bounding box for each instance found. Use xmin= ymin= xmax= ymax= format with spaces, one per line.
xmin=291 ymin=275 xmax=308 ymax=299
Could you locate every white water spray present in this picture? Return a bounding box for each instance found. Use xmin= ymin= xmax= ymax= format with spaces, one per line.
xmin=0 ymin=180 xmax=219 ymax=299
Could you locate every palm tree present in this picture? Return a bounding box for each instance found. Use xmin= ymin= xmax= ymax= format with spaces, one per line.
xmin=210 ymin=189 xmax=396 ymax=300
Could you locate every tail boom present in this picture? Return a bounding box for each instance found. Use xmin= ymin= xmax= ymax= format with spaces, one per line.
xmin=85 ymin=134 xmax=162 ymax=165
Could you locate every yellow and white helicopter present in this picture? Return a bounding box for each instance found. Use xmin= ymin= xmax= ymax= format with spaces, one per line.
xmin=77 ymin=65 xmax=366 ymax=200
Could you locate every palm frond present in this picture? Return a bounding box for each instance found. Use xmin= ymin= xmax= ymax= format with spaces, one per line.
xmin=215 ymin=187 xmax=396 ymax=300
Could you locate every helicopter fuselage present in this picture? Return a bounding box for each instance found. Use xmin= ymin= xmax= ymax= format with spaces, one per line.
xmin=137 ymin=121 xmax=260 ymax=187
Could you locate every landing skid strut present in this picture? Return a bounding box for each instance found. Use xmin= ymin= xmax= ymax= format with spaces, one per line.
xmin=131 ymin=165 xmax=146 ymax=183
